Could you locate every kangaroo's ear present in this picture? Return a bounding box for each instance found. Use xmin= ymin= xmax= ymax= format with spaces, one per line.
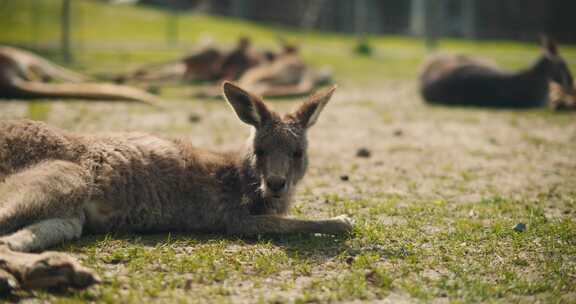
xmin=222 ymin=81 xmax=270 ymax=127
xmin=294 ymin=85 xmax=337 ymax=129
xmin=541 ymin=35 xmax=558 ymax=56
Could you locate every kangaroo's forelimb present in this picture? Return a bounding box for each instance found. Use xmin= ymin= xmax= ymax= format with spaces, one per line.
xmin=226 ymin=215 xmax=353 ymax=236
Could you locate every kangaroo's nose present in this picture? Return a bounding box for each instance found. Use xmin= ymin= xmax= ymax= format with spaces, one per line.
xmin=266 ymin=176 xmax=286 ymax=192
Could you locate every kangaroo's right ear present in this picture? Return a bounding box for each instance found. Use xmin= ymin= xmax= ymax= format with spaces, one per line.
xmin=541 ymin=35 xmax=558 ymax=56
xmin=293 ymin=85 xmax=337 ymax=129
xmin=222 ymin=81 xmax=270 ymax=127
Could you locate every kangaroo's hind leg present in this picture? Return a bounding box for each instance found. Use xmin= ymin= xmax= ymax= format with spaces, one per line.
xmin=0 ymin=160 xmax=89 ymax=236
xmin=0 ymin=160 xmax=98 ymax=292
xmin=0 ymin=219 xmax=98 ymax=292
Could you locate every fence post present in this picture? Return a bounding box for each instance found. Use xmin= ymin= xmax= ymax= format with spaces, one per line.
xmin=354 ymin=0 xmax=367 ymax=35
xmin=410 ymin=0 xmax=425 ymax=36
xmin=60 ymin=0 xmax=72 ymax=63
xmin=231 ymin=0 xmax=248 ymax=18
xmin=462 ymin=0 xmax=476 ymax=40
xmin=30 ymin=0 xmax=41 ymax=48
xmin=166 ymin=9 xmax=179 ymax=46
xmin=411 ymin=0 xmax=440 ymax=51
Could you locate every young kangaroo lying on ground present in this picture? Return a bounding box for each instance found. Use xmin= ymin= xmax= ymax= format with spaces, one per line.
xmin=0 ymin=82 xmax=352 ymax=292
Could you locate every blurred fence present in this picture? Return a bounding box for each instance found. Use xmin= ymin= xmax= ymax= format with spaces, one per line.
xmin=1 ymin=0 xmax=574 ymax=69
xmin=0 ymin=0 xmax=195 ymax=66
xmin=4 ymin=0 xmax=575 ymax=50
xmin=0 ymin=0 xmax=222 ymax=48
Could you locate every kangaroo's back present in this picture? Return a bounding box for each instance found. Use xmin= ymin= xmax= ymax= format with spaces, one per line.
xmin=419 ymin=53 xmax=548 ymax=108
xmin=419 ymin=38 xmax=573 ymax=108
xmin=0 ymin=120 xmax=86 ymax=177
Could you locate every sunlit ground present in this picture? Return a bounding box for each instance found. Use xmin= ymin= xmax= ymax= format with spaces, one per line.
xmin=1 ymin=1 xmax=575 ymax=303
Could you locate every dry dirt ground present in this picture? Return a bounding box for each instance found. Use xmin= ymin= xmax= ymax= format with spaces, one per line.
xmin=0 ymin=80 xmax=575 ymax=303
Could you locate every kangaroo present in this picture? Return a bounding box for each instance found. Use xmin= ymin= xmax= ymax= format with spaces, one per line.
xmin=216 ymin=37 xmax=263 ymax=81
xmin=0 ymin=46 xmax=163 ymax=106
xmin=419 ymin=37 xmax=575 ymax=108
xmin=237 ymin=45 xmax=333 ymax=97
xmin=182 ymin=48 xmax=225 ymax=82
xmin=195 ymin=45 xmax=333 ymax=98
xmin=0 ymin=82 xmax=352 ymax=293
xmin=115 ymin=37 xmax=265 ymax=85
xmin=114 ymin=47 xmax=224 ymax=84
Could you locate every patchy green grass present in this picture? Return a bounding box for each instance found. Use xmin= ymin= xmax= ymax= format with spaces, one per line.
xmin=1 ymin=1 xmax=576 ymax=303
xmin=7 ymin=194 xmax=574 ymax=303
xmin=26 ymin=102 xmax=52 ymax=121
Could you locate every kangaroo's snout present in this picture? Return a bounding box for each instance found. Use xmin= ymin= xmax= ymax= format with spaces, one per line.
xmin=266 ymin=176 xmax=286 ymax=193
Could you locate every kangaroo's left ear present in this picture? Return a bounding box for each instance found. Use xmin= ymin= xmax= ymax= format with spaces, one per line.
xmin=293 ymin=85 xmax=337 ymax=129
xmin=222 ymin=81 xmax=271 ymax=128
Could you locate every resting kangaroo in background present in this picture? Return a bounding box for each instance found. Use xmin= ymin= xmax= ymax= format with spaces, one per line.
xmin=237 ymin=45 xmax=311 ymax=97
xmin=0 ymin=82 xmax=352 ymax=292
xmin=0 ymin=46 xmax=163 ymax=105
xmin=419 ymin=37 xmax=575 ymax=108
xmin=216 ymin=37 xmax=263 ymax=81
xmin=194 ymin=45 xmax=333 ymax=98
xmin=115 ymin=37 xmax=265 ymax=84
xmin=114 ymin=47 xmax=224 ymax=84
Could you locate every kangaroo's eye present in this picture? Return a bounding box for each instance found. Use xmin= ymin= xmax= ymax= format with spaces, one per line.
xmin=255 ymin=149 xmax=265 ymax=157
xmin=293 ymin=149 xmax=303 ymax=159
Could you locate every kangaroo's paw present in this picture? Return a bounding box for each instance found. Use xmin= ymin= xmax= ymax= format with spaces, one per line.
xmin=20 ymin=251 xmax=100 ymax=289
xmin=0 ymin=247 xmax=99 ymax=291
xmin=329 ymin=215 xmax=355 ymax=234
xmin=0 ymin=268 xmax=18 ymax=294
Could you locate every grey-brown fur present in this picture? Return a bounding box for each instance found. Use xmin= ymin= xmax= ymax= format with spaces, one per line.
xmin=419 ymin=37 xmax=574 ymax=108
xmin=0 ymin=46 xmax=163 ymax=105
xmin=0 ymin=82 xmax=351 ymax=292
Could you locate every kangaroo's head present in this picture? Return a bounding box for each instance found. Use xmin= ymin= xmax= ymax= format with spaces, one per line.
xmin=541 ymin=36 xmax=575 ymax=95
xmin=237 ymin=36 xmax=251 ymax=51
xmin=223 ymin=81 xmax=336 ymax=201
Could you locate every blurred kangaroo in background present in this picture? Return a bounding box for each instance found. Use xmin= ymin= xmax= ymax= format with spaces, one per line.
xmin=419 ymin=37 xmax=574 ymax=108
xmin=216 ymin=37 xmax=263 ymax=81
xmin=237 ymin=44 xmax=322 ymax=97
xmin=114 ymin=37 xmax=266 ymax=84
xmin=0 ymin=46 xmax=163 ymax=105
xmin=0 ymin=82 xmax=352 ymax=293
xmin=195 ymin=44 xmax=333 ymax=98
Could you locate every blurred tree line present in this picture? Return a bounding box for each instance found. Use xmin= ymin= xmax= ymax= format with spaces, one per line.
xmin=141 ymin=0 xmax=576 ymax=43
